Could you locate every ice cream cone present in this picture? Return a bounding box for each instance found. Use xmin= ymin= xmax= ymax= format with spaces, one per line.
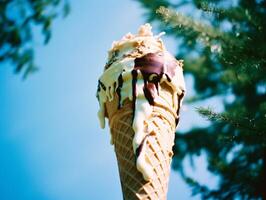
xmin=97 ymin=24 xmax=185 ymax=200
xmin=105 ymin=81 xmax=181 ymax=199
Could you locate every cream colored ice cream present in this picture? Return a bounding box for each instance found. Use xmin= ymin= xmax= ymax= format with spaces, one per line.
xmin=97 ymin=24 xmax=185 ymax=181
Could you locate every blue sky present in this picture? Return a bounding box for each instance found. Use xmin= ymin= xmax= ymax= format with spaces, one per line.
xmin=0 ymin=0 xmax=222 ymax=199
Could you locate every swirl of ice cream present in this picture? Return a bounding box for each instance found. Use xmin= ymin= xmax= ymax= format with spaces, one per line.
xmin=97 ymin=24 xmax=185 ymax=180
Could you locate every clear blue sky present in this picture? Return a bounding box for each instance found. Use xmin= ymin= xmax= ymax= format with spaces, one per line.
xmin=0 ymin=0 xmax=221 ymax=199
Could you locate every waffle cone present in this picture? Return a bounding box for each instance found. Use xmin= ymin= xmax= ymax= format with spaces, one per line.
xmin=105 ymin=83 xmax=178 ymax=200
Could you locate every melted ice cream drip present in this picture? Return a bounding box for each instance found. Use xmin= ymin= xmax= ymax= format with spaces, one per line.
xmin=96 ymin=24 xmax=185 ymax=181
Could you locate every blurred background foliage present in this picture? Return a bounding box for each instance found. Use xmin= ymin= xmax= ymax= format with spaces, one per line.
xmin=0 ymin=0 xmax=69 ymax=79
xmin=136 ymin=0 xmax=266 ymax=199
xmin=1 ymin=0 xmax=266 ymax=199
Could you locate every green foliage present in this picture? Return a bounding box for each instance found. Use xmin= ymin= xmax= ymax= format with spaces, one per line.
xmin=0 ymin=0 xmax=70 ymax=79
xmin=136 ymin=0 xmax=266 ymax=199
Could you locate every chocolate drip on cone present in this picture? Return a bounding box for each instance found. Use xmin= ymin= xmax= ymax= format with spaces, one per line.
xmin=131 ymin=69 xmax=138 ymax=125
xmin=98 ymin=80 xmax=106 ymax=91
xmin=116 ymin=74 xmax=123 ymax=109
xmin=175 ymin=91 xmax=185 ymax=126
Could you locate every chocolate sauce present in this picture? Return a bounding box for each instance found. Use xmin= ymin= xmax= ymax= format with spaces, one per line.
xmin=116 ymin=74 xmax=123 ymax=109
xmin=131 ymin=69 xmax=138 ymax=124
xmin=143 ymin=81 xmax=156 ymax=105
xmin=134 ymin=53 xmax=164 ymax=80
xmin=133 ymin=53 xmax=178 ymax=107
xmin=104 ymin=50 xmax=119 ymax=70
xmin=165 ymin=74 xmax=171 ymax=82
xmin=98 ymin=80 xmax=106 ymax=91
xmin=175 ymin=91 xmax=185 ymax=126
xmin=133 ymin=53 xmax=165 ymax=108
xmin=96 ymin=80 xmax=106 ymax=101
xmin=135 ymin=134 xmax=149 ymax=162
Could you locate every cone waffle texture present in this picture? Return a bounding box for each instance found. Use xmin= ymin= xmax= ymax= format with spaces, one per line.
xmin=105 ymin=83 xmax=177 ymax=200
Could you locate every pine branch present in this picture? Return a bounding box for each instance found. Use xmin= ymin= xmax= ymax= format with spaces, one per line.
xmin=199 ymin=2 xmax=264 ymax=29
xmin=156 ymin=6 xmax=240 ymax=48
xmin=196 ymin=107 xmax=266 ymax=137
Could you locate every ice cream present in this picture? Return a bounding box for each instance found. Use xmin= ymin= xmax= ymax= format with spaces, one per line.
xmin=97 ymin=24 xmax=185 ymax=182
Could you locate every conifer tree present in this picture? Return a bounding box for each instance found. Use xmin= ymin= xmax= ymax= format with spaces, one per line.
xmin=136 ymin=0 xmax=266 ymax=199
xmin=0 ymin=0 xmax=70 ymax=78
